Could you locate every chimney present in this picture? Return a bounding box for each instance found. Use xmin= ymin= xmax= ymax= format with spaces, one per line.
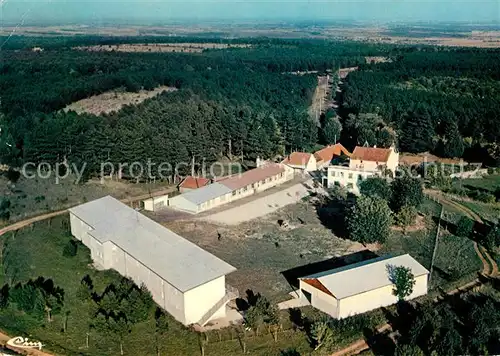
xmin=256 ymin=157 xmax=261 ymax=168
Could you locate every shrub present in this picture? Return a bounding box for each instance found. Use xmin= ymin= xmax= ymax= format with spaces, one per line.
xmin=476 ymin=192 xmax=496 ymax=204
xmin=455 ymin=216 xmax=474 ymax=238
xmin=63 ymin=240 xmax=78 ymax=257
xmin=5 ymin=168 xmax=21 ymax=183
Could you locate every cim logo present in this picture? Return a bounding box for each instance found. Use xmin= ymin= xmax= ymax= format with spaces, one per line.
xmin=6 ymin=337 xmax=43 ymax=351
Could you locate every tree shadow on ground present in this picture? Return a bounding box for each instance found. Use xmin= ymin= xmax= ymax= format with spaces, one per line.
xmin=280 ymin=250 xmax=379 ymax=290
xmin=363 ymin=327 xmax=395 ymax=356
xmin=314 ymin=188 xmax=357 ymax=239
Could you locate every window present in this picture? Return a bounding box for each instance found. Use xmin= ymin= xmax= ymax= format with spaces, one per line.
xmin=347 ymin=183 xmax=353 ymax=189
xmin=251 ymin=183 xmax=255 ymax=189
xmin=261 ymin=180 xmax=265 ymax=185
xmin=340 ymin=172 xmax=344 ymax=178
xmin=358 ymin=175 xmax=363 ymax=181
xmin=232 ymin=191 xmax=237 ymax=196
xmin=243 ymin=186 xmax=248 ymax=192
xmin=348 ymin=173 xmax=353 ymax=179
xmin=330 ymin=171 xmax=335 ymax=177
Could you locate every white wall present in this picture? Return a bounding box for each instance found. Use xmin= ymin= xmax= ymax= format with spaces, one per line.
xmin=105 ymin=241 xmax=187 ymax=323
xmin=349 ymin=148 xmax=399 ymax=175
xmin=70 ymin=213 xmax=93 ymax=247
xmin=183 ymin=276 xmax=226 ymax=325
xmin=327 ymin=167 xmax=376 ymax=195
xmin=168 ymin=195 xmax=199 ymax=214
xmin=299 ymin=280 xmax=339 ymax=318
xmin=338 ymin=274 xmax=428 ymax=319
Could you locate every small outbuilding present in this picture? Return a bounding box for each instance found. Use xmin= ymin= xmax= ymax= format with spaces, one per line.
xmin=142 ymin=194 xmax=169 ymax=212
xmin=298 ymin=254 xmax=429 ymax=319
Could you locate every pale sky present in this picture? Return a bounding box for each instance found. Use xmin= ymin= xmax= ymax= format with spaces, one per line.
xmin=2 ymin=0 xmax=499 ymax=25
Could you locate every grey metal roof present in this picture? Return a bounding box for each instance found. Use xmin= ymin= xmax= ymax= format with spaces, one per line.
xmin=69 ymin=196 xmax=236 ymax=292
xmin=300 ymin=254 xmax=429 ymax=299
xmin=177 ymin=182 xmax=232 ymax=205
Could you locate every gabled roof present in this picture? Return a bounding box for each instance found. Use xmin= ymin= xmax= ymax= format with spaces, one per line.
xmin=176 ymin=182 xmax=232 ymax=205
xmin=351 ymin=146 xmax=392 ymax=163
xmin=69 ymin=196 xmax=236 ymax=292
xmin=282 ymin=152 xmax=313 ymax=168
xmin=299 ymin=254 xmax=428 ymax=299
xmin=219 ymin=164 xmax=285 ymax=191
xmin=179 ymin=176 xmax=211 ymax=190
xmin=314 ymin=144 xmax=351 ymax=163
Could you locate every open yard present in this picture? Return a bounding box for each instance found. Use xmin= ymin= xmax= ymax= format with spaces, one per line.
xmin=168 ymin=196 xmax=483 ymax=301
xmin=63 ymin=86 xmax=177 ymax=116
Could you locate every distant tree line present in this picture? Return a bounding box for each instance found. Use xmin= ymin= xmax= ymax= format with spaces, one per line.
xmin=339 ymin=48 xmax=500 ymax=164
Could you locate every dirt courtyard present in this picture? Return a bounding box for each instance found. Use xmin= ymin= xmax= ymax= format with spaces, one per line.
xmin=199 ymin=179 xmax=320 ymax=225
xmin=164 ymin=199 xmax=371 ymax=302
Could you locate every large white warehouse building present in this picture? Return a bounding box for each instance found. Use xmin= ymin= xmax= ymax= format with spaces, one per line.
xmin=69 ymin=196 xmax=237 ymax=326
xmin=298 ymin=254 xmax=429 ymax=319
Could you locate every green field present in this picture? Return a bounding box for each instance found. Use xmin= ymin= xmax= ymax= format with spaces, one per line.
xmin=459 ymin=200 xmax=499 ymax=224
xmin=381 ymin=198 xmax=482 ymax=290
xmin=454 ymin=174 xmax=500 ymax=193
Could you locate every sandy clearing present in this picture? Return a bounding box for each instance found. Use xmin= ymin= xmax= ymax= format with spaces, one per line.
xmin=63 ymin=86 xmax=177 ymax=116
xmin=200 ymin=180 xmax=319 ymax=225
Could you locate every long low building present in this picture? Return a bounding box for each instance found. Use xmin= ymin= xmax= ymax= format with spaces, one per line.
xmin=298 ymin=254 xmax=429 ymax=319
xmin=69 ymin=196 xmax=237 ymax=326
xmin=168 ymin=163 xmax=294 ymax=214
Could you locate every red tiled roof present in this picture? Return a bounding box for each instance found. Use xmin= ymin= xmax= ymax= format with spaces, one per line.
xmin=179 ymin=176 xmax=211 ymax=190
xmin=314 ymin=144 xmax=351 ymax=163
xmin=302 ymin=278 xmax=334 ymax=297
xmin=219 ymin=164 xmax=285 ymax=191
xmin=351 ymin=147 xmax=392 ymax=163
xmin=282 ymin=152 xmax=312 ymax=167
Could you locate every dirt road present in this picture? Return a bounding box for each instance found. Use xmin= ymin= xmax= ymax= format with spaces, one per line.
xmin=201 ymin=179 xmax=318 ymax=225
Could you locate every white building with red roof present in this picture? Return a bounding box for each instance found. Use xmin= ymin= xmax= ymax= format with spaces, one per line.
xmin=326 ymin=146 xmax=399 ymax=194
xmin=282 ymin=152 xmax=317 ymax=172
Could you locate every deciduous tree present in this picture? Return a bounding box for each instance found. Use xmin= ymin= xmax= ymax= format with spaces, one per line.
xmin=347 ymin=196 xmax=392 ymax=244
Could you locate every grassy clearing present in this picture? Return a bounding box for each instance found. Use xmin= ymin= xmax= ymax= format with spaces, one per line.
xmin=381 ymin=198 xmax=482 ymax=290
xmin=459 ymin=200 xmax=499 ymax=224
xmin=63 ymin=86 xmax=177 ymax=116
xmin=168 ymin=200 xmax=360 ymax=302
xmin=1 ymin=174 xmax=172 ymax=222
xmin=453 ymin=174 xmax=500 ymax=193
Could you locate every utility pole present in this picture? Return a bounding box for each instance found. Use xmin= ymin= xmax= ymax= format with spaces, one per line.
xmin=429 ymin=205 xmax=444 ymax=286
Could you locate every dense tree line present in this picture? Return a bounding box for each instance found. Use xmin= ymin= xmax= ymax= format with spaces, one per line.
xmin=1 ymin=37 xmax=394 ymax=178
xmin=339 ymin=48 xmax=500 ymax=164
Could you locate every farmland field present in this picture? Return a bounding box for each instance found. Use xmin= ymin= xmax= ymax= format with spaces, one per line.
xmin=74 ymin=43 xmax=251 ymax=53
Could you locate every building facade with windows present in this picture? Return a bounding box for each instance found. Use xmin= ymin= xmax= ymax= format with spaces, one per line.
xmin=168 ymin=163 xmax=294 ymax=214
xmin=326 ymin=166 xmax=377 ymax=195
xmin=326 ymin=146 xmax=399 ymax=194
